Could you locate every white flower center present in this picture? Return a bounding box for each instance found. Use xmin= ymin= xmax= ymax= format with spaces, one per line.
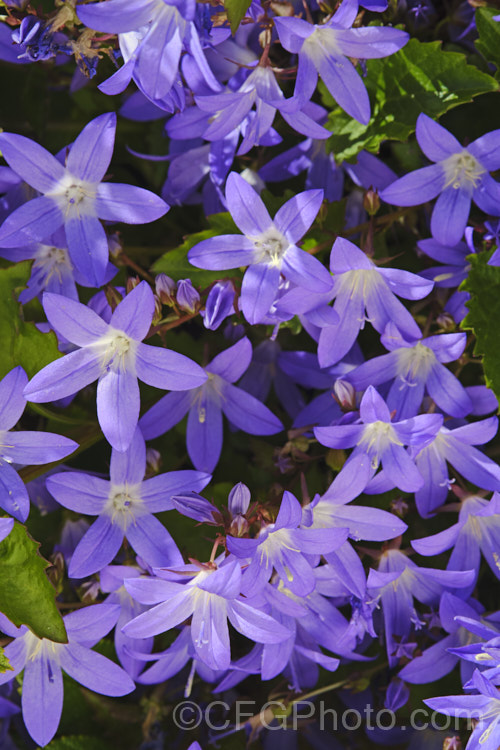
xmin=35 ymin=244 xmax=72 ymax=282
xmin=396 ymin=341 xmax=436 ymax=385
xmin=442 ymin=150 xmax=485 ymax=190
xmin=358 ymin=421 xmax=403 ymax=467
xmin=47 ymin=173 xmax=97 ymax=219
xmin=97 ymin=329 xmax=137 ymax=373
xmin=253 ymin=228 xmax=287 ymax=267
xmin=105 ymin=483 xmax=143 ymax=529
xmin=303 ymin=26 xmax=341 ymax=61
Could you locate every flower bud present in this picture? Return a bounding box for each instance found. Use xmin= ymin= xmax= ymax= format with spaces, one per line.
xmin=333 ymin=378 xmax=356 ymax=411
xmin=155 ymin=273 xmax=176 ymax=305
xmin=152 ymin=295 xmax=163 ymax=326
xmin=172 ymin=493 xmax=220 ymax=524
xmin=384 ymin=678 xmax=409 ymax=712
xmin=202 ymin=281 xmax=235 ymax=331
xmin=126 ymin=276 xmax=141 ymax=295
xmin=176 ymin=279 xmax=200 ymax=314
xmin=146 ymin=448 xmax=161 ymax=475
xmin=228 ymin=482 xmax=251 ymax=515
xmin=363 ymin=189 xmax=380 ymax=216
xmin=108 ymin=232 xmax=122 ymax=258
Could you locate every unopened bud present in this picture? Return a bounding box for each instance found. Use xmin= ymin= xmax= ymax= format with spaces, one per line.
xmin=155 ymin=273 xmax=176 ymax=305
xmin=126 ymin=276 xmax=141 ymax=295
xmin=258 ymin=27 xmax=272 ymax=49
xmin=443 ymin=738 xmax=462 ymax=750
xmin=363 ymin=189 xmax=380 ymax=216
xmin=176 ymin=279 xmax=200 ymax=314
xmin=391 ymin=497 xmax=409 ymax=517
xmin=108 ymin=232 xmax=122 ymax=258
xmin=146 ymin=448 xmax=161 ymax=475
xmin=270 ymin=0 xmax=294 ymax=15
xmin=436 ymin=312 xmax=456 ymax=332
xmin=203 ymin=281 xmax=235 ymax=330
xmin=333 ymin=378 xmax=356 ymax=411
xmin=152 ymin=295 xmax=163 ymax=325
xmin=229 ymin=514 xmax=250 ymax=537
xmin=104 ymin=284 xmax=123 ymax=312
xmin=228 ymin=482 xmax=251 ymax=515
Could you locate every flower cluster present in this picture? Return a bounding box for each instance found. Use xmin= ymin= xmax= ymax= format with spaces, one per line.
xmin=1 ymin=0 xmax=500 ymax=749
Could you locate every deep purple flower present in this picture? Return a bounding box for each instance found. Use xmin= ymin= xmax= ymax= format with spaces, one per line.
xmin=23 ymin=282 xmax=207 ymax=452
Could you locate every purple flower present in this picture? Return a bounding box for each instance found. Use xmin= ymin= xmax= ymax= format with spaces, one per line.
xmin=347 ymin=323 xmax=472 ymax=419
xmin=367 ymin=548 xmax=475 ymax=666
xmin=0 ymin=113 xmax=169 ymax=286
xmin=274 ymin=0 xmax=408 ymax=125
xmin=194 ymin=66 xmax=330 ymax=153
xmin=188 ymin=172 xmax=333 ymax=324
xmin=380 ymin=113 xmax=500 ymax=246
xmin=398 ymin=593 xmax=485 ymax=685
xmin=412 ymin=492 xmax=500 ymax=592
xmin=276 ymin=237 xmax=433 ymax=367
xmin=227 ymin=491 xmax=349 ymax=596
xmin=0 ymin=228 xmax=118 ymax=303
xmin=46 ymin=427 xmax=211 ymax=577
xmin=409 ymin=417 xmax=500 ymax=518
xmin=77 ymin=0 xmax=219 ymax=107
xmin=0 ymin=604 xmax=135 ymax=747
xmin=0 ymin=366 xmax=77 ymax=522
xmin=122 ymin=557 xmax=291 ymax=671
xmin=425 ymin=670 xmax=500 ymax=750
xmin=314 ymin=385 xmax=442 ymax=502
xmin=23 ymin=282 xmax=207 ymax=452
xmin=139 ymin=337 xmax=283 ymax=472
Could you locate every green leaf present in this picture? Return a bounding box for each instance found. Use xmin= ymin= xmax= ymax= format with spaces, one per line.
xmin=0 ymin=521 xmax=67 ymax=643
xmin=224 ymin=0 xmax=252 ymax=34
xmin=152 ymin=213 xmax=242 ymax=287
xmin=0 ymin=261 xmax=62 ymax=379
xmin=323 ymin=39 xmax=499 ymax=162
xmin=475 ymin=7 xmax=500 ymax=77
xmin=0 ymin=646 xmax=12 ymax=674
xmin=45 ymin=736 xmax=111 ymax=750
xmin=461 ymin=250 xmax=500 ymax=404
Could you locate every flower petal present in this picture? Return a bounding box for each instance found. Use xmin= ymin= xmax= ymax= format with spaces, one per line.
xmin=95 ymin=182 xmax=169 ymax=224
xmin=97 ymin=369 xmax=140 ymax=453
xmin=66 ymin=113 xmax=116 ymax=183
xmin=68 ymin=516 xmax=124 ymax=578
xmin=0 ymin=132 xmax=65 ymax=193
